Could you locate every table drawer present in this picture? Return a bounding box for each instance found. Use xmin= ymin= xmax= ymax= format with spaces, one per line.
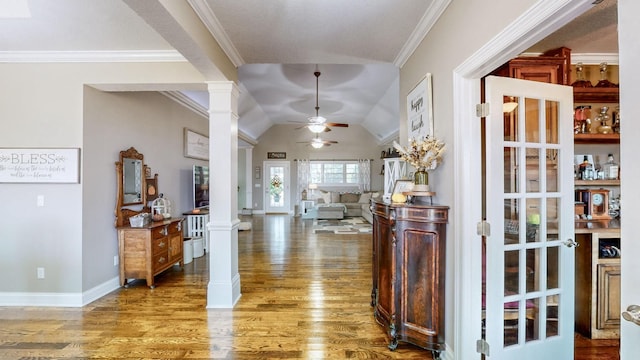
xmin=152 ymin=252 xmax=169 ymax=270
xmin=152 ymin=236 xmax=169 ymax=253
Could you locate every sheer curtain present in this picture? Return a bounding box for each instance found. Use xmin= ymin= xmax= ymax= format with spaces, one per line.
xmin=358 ymin=159 xmax=371 ymax=192
xmin=297 ymin=159 xmax=310 ymax=203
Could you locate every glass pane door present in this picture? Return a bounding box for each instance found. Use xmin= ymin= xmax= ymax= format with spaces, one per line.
xmin=264 ymin=161 xmax=290 ymax=213
xmin=485 ymin=76 xmax=574 ymax=358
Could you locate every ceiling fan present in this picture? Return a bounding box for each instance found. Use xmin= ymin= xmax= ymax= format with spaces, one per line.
xmin=294 ymin=69 xmax=349 ymax=133
xmin=297 ymin=133 xmax=338 ymax=149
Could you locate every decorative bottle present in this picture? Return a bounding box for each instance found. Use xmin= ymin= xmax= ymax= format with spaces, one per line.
xmin=578 ymin=156 xmax=590 ymax=180
xmin=603 ymin=154 xmax=619 ymax=180
xmin=595 ymin=62 xmax=618 ymax=88
xmin=571 ymin=62 xmax=592 ymax=88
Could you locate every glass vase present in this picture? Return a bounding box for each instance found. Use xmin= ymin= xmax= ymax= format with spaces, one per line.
xmin=413 ymin=170 xmax=430 ymax=192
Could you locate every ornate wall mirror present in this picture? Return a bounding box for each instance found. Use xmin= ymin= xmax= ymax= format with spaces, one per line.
xmin=115 ymin=147 xmax=148 ymax=227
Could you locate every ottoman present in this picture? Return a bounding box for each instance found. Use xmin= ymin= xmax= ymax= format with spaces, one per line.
xmin=316 ymin=203 xmax=346 ymax=219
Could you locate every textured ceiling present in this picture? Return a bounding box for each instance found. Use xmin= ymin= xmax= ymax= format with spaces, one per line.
xmin=203 ymin=0 xmax=433 ymax=64
xmin=0 ymin=0 xmax=619 ymax=145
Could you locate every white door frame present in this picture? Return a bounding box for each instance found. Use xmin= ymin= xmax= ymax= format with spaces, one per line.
xmin=452 ymin=1 xmax=594 ymax=358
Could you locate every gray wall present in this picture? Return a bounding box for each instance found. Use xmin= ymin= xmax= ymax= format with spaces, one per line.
xmin=82 ymin=88 xmax=208 ymax=290
xmin=0 ymin=61 xmax=204 ymax=298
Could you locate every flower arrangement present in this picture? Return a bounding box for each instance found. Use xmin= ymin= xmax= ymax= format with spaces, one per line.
xmin=393 ymin=135 xmax=446 ymax=171
xmin=269 ymin=175 xmax=283 ymax=196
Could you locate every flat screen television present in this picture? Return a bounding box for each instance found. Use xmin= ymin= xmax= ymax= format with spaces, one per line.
xmin=193 ymin=165 xmax=209 ymax=209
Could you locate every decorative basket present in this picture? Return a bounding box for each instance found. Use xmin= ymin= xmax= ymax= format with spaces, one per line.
xmin=129 ymin=213 xmax=151 ymax=228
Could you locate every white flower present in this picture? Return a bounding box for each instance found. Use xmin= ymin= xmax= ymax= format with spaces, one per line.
xmin=393 ymin=136 xmax=445 ymax=171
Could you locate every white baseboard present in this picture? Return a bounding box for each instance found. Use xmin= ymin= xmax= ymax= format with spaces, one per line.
xmin=0 ymin=276 xmax=120 ymax=307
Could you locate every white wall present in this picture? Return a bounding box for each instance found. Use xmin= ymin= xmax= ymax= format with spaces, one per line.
xmin=0 ymin=61 xmax=205 ymax=301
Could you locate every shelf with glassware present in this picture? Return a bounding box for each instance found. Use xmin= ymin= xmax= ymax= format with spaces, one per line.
xmin=572 ymin=62 xmax=620 ymax=144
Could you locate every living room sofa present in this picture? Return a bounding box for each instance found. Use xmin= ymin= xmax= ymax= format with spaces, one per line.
xmin=316 ymin=190 xmax=380 ymax=223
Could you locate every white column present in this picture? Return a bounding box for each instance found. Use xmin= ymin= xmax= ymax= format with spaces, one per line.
xmin=206 ymin=81 xmax=241 ymax=308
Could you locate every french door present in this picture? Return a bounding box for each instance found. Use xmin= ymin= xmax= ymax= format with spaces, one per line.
xmin=264 ymin=161 xmax=290 ymax=213
xmin=484 ymin=76 xmax=575 ymax=358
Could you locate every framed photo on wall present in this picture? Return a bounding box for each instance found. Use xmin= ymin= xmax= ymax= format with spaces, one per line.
xmin=406 ymin=73 xmax=434 ymax=141
xmin=184 ymin=128 xmax=209 ymax=160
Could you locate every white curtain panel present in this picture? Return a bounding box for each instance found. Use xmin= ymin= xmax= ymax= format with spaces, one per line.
xmin=297 ymin=159 xmax=310 ymax=202
xmin=358 ymin=159 xmax=371 ymax=192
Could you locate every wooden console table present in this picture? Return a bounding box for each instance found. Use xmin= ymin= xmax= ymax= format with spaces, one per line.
xmin=117 ymin=217 xmax=184 ymax=288
xmin=371 ymin=200 xmax=448 ymax=359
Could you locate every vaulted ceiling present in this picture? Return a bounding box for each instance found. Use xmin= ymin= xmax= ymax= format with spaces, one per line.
xmin=0 ymin=0 xmax=617 ymax=145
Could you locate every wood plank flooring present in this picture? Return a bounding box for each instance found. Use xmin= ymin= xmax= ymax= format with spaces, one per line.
xmin=0 ymin=215 xmax=620 ymax=359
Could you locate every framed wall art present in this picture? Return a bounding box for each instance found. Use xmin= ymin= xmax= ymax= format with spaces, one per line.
xmin=184 ymin=128 xmax=209 ymax=160
xmin=406 ymin=73 xmax=434 ymax=141
xmin=0 ymin=148 xmax=81 ymax=183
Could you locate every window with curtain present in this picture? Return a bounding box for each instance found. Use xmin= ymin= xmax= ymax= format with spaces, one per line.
xmin=309 ymin=159 xmax=370 ymax=191
xmin=310 ymin=161 xmax=359 ymax=185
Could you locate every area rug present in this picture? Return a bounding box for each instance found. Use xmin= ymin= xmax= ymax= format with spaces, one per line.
xmin=312 ymin=217 xmax=372 ymax=234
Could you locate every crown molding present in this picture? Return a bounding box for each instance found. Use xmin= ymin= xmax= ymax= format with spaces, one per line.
xmin=0 ymin=50 xmax=186 ymax=63
xmin=161 ymin=91 xmax=209 ymax=118
xmin=378 ymin=130 xmax=400 ymax=146
xmin=394 ymin=0 xmax=452 ymax=68
xmin=161 ymin=91 xmax=258 ymax=146
xmin=188 ymin=0 xmax=244 ymax=67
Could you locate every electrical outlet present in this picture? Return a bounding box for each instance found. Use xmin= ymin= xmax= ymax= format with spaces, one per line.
xmin=114 ymin=255 xmax=119 ymax=266
xmin=36 ymin=267 xmax=45 ymax=279
xmin=37 ymin=195 xmax=44 ymax=207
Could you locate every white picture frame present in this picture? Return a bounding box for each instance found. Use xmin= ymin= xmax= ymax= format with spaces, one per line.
xmin=392 ymin=179 xmax=414 ymax=195
xmin=184 ymin=128 xmax=209 ymax=160
xmin=0 ymin=148 xmax=80 ymax=183
xmin=406 ymin=73 xmax=434 ymax=141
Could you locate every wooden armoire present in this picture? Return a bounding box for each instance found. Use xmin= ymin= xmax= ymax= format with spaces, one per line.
xmin=371 ymin=200 xmax=449 ymax=359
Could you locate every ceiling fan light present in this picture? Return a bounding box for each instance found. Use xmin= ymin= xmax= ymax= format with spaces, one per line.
xmin=308 ymin=115 xmax=326 ymax=124
xmin=311 ymin=141 xmax=324 ymax=149
xmin=308 ymin=123 xmax=326 ymax=133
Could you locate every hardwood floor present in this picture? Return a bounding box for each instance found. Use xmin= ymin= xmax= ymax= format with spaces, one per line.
xmin=0 ymin=215 xmax=620 ymax=359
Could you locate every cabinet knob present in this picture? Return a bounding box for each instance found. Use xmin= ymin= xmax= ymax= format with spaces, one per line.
xmin=158 ymin=256 xmax=166 ymax=264
xmin=158 ymin=241 xmax=166 ymax=248
xmin=161 ymin=226 xmax=168 ymax=236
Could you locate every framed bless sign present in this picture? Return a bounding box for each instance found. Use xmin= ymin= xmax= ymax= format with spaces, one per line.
xmin=0 ymin=148 xmax=81 ymax=183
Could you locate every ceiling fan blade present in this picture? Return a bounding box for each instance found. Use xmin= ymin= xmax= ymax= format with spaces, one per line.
xmin=325 ymin=122 xmax=349 ymax=127
xmin=322 ymin=140 xmax=338 ymax=144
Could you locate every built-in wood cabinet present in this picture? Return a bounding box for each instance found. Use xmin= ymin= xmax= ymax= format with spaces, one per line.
xmin=117 ymin=218 xmax=184 ymax=288
xmin=575 ymin=230 xmax=621 ymax=339
xmin=491 ymin=47 xmax=571 ymax=85
xmin=371 ymin=200 xmax=448 ymax=359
